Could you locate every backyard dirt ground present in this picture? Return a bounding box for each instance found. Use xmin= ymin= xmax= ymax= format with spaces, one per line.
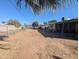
xmin=0 ymin=29 xmax=78 ymax=59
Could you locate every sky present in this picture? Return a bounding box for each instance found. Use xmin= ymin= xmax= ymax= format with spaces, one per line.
xmin=0 ymin=0 xmax=78 ymax=25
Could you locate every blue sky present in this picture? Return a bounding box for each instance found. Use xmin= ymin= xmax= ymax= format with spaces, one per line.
xmin=0 ymin=0 xmax=78 ymax=25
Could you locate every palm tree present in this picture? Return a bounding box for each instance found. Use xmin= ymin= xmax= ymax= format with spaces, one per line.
xmin=17 ymin=0 xmax=77 ymax=13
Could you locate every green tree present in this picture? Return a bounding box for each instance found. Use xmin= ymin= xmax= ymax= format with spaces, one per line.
xmin=7 ymin=19 xmax=21 ymax=28
xmin=17 ymin=0 xmax=77 ymax=13
xmin=43 ymin=22 xmax=47 ymax=25
xmin=32 ymin=21 xmax=39 ymax=28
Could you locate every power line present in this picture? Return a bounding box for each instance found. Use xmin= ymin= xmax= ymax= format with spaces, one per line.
xmin=7 ymin=0 xmax=27 ymax=20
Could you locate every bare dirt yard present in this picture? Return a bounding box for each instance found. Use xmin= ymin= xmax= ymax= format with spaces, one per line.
xmin=0 ymin=29 xmax=78 ymax=59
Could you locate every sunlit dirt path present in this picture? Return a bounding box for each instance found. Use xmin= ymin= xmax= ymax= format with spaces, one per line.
xmin=0 ymin=29 xmax=77 ymax=59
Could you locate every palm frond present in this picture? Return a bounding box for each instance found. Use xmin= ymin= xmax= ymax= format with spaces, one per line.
xmin=17 ymin=0 xmax=77 ymax=13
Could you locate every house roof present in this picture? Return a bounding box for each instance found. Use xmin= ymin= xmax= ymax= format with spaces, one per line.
xmin=57 ymin=18 xmax=78 ymax=24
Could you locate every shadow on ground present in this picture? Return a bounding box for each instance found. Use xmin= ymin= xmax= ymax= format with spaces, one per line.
xmin=37 ymin=29 xmax=78 ymax=40
xmin=0 ymin=36 xmax=9 ymax=50
xmin=0 ymin=36 xmax=8 ymax=41
xmin=0 ymin=44 xmax=10 ymax=50
xmin=53 ymin=55 xmax=63 ymax=59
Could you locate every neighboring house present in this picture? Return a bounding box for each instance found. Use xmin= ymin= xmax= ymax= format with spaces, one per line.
xmin=48 ymin=18 xmax=78 ymax=35
xmin=39 ymin=25 xmax=48 ymax=30
xmin=18 ymin=26 xmax=25 ymax=30
xmin=56 ymin=18 xmax=78 ymax=34
xmin=48 ymin=23 xmax=56 ymax=32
